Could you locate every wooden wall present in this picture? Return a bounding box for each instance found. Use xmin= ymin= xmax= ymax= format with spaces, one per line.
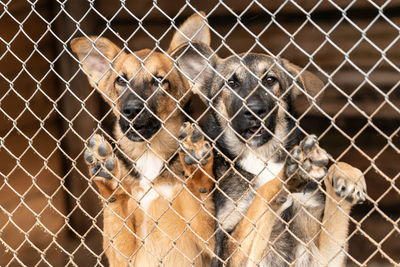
xmin=0 ymin=0 xmax=398 ymax=266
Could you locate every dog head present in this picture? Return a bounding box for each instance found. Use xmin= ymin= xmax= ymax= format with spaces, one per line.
xmin=174 ymin=43 xmax=324 ymax=151
xmin=70 ymin=13 xmax=210 ymax=144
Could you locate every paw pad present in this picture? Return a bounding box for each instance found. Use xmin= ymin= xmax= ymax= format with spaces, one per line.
xmin=98 ymin=142 xmax=109 ymax=157
xmin=179 ymin=123 xmax=212 ymax=167
xmin=85 ymin=134 xmax=119 ymax=181
xmin=329 ymin=162 xmax=367 ymax=205
xmin=285 ymin=135 xmax=329 ymax=182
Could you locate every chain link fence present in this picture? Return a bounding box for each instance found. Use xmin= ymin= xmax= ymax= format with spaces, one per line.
xmin=0 ymin=0 xmax=399 ymax=266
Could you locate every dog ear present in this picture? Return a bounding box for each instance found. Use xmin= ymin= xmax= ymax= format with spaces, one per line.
xmin=282 ymin=59 xmax=325 ymax=105
xmin=172 ymin=42 xmax=217 ymax=99
xmin=168 ymin=12 xmax=210 ymax=53
xmin=70 ymin=36 xmax=121 ymax=87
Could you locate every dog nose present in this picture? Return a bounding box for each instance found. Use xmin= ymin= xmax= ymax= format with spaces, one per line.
xmin=243 ymin=102 xmax=268 ymax=120
xmin=122 ymin=101 xmax=144 ymax=119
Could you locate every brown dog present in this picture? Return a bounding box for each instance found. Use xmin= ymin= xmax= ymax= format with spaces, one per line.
xmin=70 ymin=13 xmax=216 ymax=266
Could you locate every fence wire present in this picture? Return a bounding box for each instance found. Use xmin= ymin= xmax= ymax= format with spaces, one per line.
xmin=0 ymin=0 xmax=399 ymax=266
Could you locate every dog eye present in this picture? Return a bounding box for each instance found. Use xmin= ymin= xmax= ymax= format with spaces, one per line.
xmin=153 ymin=76 xmax=169 ymax=87
xmin=115 ymin=76 xmax=127 ymax=86
xmin=226 ymin=79 xmax=240 ymax=89
xmin=263 ymin=76 xmax=277 ymax=86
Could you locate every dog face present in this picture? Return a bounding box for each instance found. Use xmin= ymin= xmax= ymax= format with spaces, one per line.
xmin=70 ymin=13 xmax=210 ymax=143
xmin=111 ymin=51 xmax=187 ymax=142
xmin=175 ymin=43 xmax=324 ymax=150
xmin=213 ymin=55 xmax=287 ymax=147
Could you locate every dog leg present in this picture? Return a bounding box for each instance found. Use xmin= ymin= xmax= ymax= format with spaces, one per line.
xmin=319 ymin=162 xmax=367 ymax=267
xmin=227 ymin=135 xmax=330 ymax=266
xmin=226 ymin=178 xmax=283 ymax=267
xmin=84 ymin=134 xmax=122 ymax=199
xmin=178 ymin=122 xmax=214 ymax=199
xmin=172 ymin=122 xmax=215 ymax=265
xmin=280 ymin=135 xmax=330 ymax=267
xmin=85 ymin=134 xmax=137 ymax=265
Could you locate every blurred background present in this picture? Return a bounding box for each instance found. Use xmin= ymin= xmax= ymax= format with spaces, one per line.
xmin=0 ymin=0 xmax=399 ymax=266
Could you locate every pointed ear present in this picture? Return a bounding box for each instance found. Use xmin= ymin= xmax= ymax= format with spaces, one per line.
xmin=172 ymin=42 xmax=217 ymax=99
xmin=70 ymin=36 xmax=121 ymax=87
xmin=282 ymin=59 xmax=325 ymax=104
xmin=168 ymin=12 xmax=210 ymax=53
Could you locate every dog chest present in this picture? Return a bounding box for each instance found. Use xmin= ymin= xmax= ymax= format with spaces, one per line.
xmin=238 ymin=151 xmax=284 ymax=190
xmin=135 ymin=152 xmax=176 ymax=235
xmin=135 ymin=151 xmax=166 ymax=210
xmin=134 ymin=151 xmax=177 ymax=221
xmin=136 ymin=151 xmax=165 ymax=181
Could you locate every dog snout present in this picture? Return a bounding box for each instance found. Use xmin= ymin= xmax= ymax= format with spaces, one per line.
xmin=122 ymin=101 xmax=144 ymax=119
xmin=243 ymin=102 xmax=268 ymax=120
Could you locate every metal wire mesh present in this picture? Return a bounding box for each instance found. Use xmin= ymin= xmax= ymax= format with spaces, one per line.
xmin=0 ymin=0 xmax=399 ymax=266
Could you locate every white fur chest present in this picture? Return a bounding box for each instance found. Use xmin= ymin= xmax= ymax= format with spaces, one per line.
xmin=135 ymin=151 xmax=167 ymax=210
xmin=238 ymin=150 xmax=284 ymax=190
xmin=136 ymin=151 xmax=165 ymax=182
xmin=135 ymin=151 xmax=175 ymax=207
xmin=135 ymin=151 xmax=175 ymax=235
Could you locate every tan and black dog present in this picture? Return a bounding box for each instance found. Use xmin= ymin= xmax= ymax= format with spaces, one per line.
xmin=70 ymin=13 xmax=216 ymax=266
xmin=174 ymin=42 xmax=367 ymax=266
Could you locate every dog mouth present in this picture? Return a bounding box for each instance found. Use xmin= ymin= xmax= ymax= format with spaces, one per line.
xmin=241 ymin=124 xmax=270 ymax=140
xmin=231 ymin=104 xmax=277 ymax=147
xmin=119 ymin=117 xmax=161 ymax=142
xmin=246 ymin=126 xmax=265 ymax=137
xmin=233 ymin=113 xmax=276 ymax=146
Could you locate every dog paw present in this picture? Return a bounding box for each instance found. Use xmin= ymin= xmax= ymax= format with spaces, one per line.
xmin=85 ymin=134 xmax=119 ymax=187
xmin=179 ymin=122 xmax=212 ymax=167
xmin=327 ymin=162 xmax=367 ymax=205
xmin=178 ymin=122 xmax=214 ymax=195
xmin=285 ymin=135 xmax=329 ymax=184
